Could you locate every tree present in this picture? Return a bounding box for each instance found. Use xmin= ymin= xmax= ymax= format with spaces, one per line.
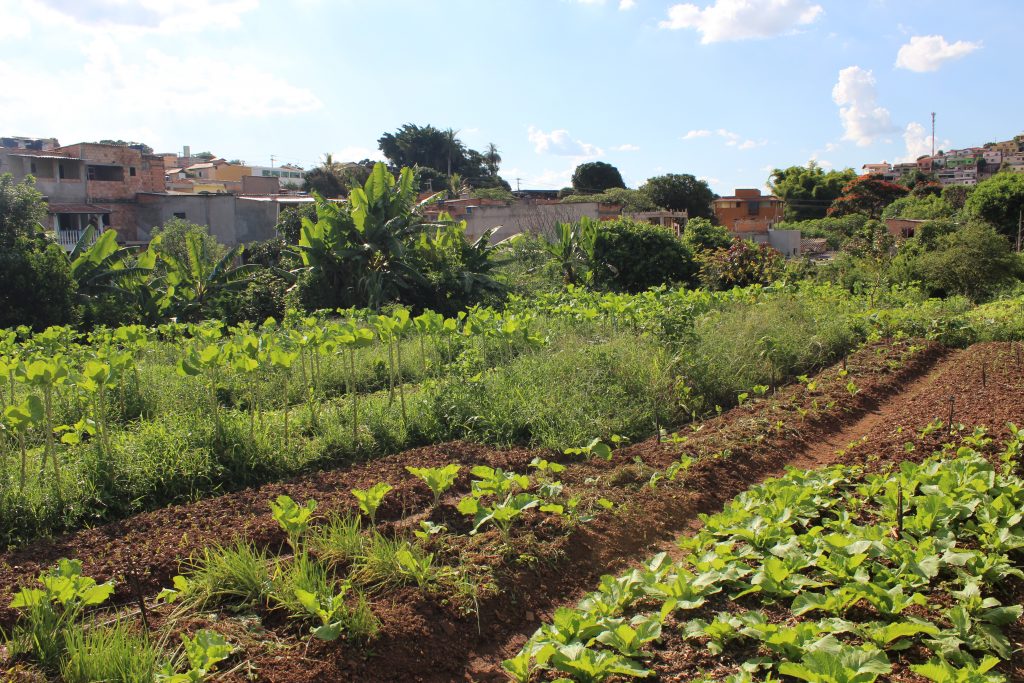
xmin=150 ymin=218 xmax=226 ymax=267
xmin=964 ymin=173 xmax=1024 ymax=240
xmin=0 ymin=173 xmax=47 ymax=248
xmin=303 ymin=153 xmax=348 ymax=198
xmin=900 ymin=221 xmax=1021 ymax=301
xmin=682 ymin=217 xmax=731 ymax=252
xmin=377 ymin=124 xmax=506 ymax=189
xmin=592 ymin=218 xmax=697 ymax=292
xmin=0 ymin=174 xmax=77 ymax=328
xmin=561 ymin=187 xmax=657 ymax=212
xmin=275 ymin=203 xmax=318 ymax=244
xmin=640 ymin=174 xmax=715 ymax=219
xmin=484 ymin=143 xmax=502 ymax=176
xmin=768 ymin=163 xmax=856 ymax=221
xmin=571 ymin=162 xmax=625 ymax=193
xmin=880 ymin=194 xmax=955 ymax=220
xmin=828 ymin=175 xmax=909 ymax=219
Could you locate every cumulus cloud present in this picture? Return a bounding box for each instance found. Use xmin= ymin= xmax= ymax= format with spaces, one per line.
xmin=899 ymin=122 xmax=951 ymax=162
xmin=527 ymin=126 xmax=603 ymax=157
xmin=895 ymin=34 xmax=981 ymax=72
xmin=681 ymin=129 xmax=712 ymax=140
xmin=611 ymin=143 xmax=640 ymax=152
xmin=659 ymin=0 xmax=823 ymax=43
xmin=831 ymin=66 xmax=895 ymax=147
xmin=619 ymin=0 xmax=637 ymax=9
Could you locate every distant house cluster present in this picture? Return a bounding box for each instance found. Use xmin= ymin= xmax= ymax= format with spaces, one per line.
xmin=0 ymin=137 xmax=312 ymax=251
xmin=862 ymin=133 xmax=1024 ymax=187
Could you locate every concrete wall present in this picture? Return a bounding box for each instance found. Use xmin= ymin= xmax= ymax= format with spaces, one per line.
xmin=461 ymin=202 xmax=603 ymax=240
xmin=767 ymin=229 xmax=801 ymax=257
xmin=134 ymin=193 xmax=277 ymax=246
xmin=0 ymin=152 xmax=88 ymax=203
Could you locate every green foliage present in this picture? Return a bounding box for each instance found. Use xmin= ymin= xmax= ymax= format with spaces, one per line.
xmin=561 ymin=187 xmax=657 ymax=212
xmin=61 ymin=621 xmax=165 ymax=683
xmin=0 ymin=240 xmax=78 ymax=330
xmin=274 ymin=203 xmax=318 ymax=244
xmin=572 ymin=162 xmax=626 ymax=193
xmin=351 ymin=481 xmax=393 ymax=525
xmin=591 ymin=218 xmax=697 ymax=292
xmin=0 ymin=172 xmax=48 ymax=247
xmin=640 ymin=173 xmax=715 ymax=219
xmin=964 ymin=172 xmax=1024 ymax=238
xmin=543 ymin=217 xmax=600 ymax=286
xmin=682 ymin=217 xmax=731 ymax=253
xmin=406 ymin=463 xmax=461 ymax=507
xmin=896 ymin=221 xmax=1021 ymax=301
xmin=471 ymin=187 xmax=515 ymax=201
xmin=777 ymin=214 xmax=868 ymax=250
xmin=829 ymin=175 xmax=909 ymax=219
xmin=881 ymin=194 xmax=955 ymax=220
xmin=377 ymin=123 xmax=505 ymax=189
xmin=698 ymin=239 xmax=784 ymax=290
xmin=150 ymin=219 xmax=225 ymax=268
xmin=769 ymin=164 xmax=857 ymax=221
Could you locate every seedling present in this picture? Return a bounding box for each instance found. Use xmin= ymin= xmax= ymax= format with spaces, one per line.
xmin=351 ymin=482 xmax=393 ymax=526
xmin=270 ymin=494 xmax=317 ymax=550
xmin=406 ymin=464 xmax=461 ymax=507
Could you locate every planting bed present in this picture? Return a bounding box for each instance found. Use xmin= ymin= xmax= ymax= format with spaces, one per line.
xmin=3 ymin=339 xmax=1023 ymax=682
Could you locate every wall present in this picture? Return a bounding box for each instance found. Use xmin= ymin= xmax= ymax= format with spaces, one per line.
xmin=134 ymin=193 xmax=277 ymax=246
xmin=714 ymin=190 xmax=784 ymax=234
xmin=0 ymin=152 xmax=88 ymax=203
xmin=241 ymin=175 xmax=280 ymax=195
xmin=767 ymin=229 xmax=801 ymax=257
xmin=460 ymin=201 xmax=605 ymax=240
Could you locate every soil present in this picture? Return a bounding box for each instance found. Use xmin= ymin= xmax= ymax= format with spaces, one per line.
xmin=3 ymin=339 xmax=1023 ymax=682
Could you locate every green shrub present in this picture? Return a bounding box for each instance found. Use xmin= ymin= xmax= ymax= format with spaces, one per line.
xmin=592 ymin=218 xmax=697 ymax=292
xmin=698 ymin=239 xmax=784 ymax=290
xmin=0 ymin=239 xmax=78 ymax=330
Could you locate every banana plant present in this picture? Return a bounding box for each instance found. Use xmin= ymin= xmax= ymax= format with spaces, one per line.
xmin=161 ymin=232 xmax=258 ymax=321
xmin=66 ymin=227 xmax=148 ymax=299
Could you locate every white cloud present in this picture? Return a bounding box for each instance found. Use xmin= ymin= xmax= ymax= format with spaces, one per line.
xmin=659 ymin=0 xmax=823 ymax=43
xmin=611 ymin=143 xmax=640 ymax=152
xmin=29 ymin=0 xmax=258 ymax=33
xmin=619 ymin=0 xmax=637 ymax=9
xmin=527 ymin=126 xmax=603 ymax=157
xmin=899 ymin=122 xmax=950 ymax=162
xmin=716 ymin=129 xmax=766 ymax=149
xmin=831 ymin=66 xmax=895 ymax=147
xmin=895 ymin=35 xmax=981 ymax=72
xmin=0 ymin=39 xmax=321 ymax=146
xmin=681 ymin=129 xmax=712 ymax=140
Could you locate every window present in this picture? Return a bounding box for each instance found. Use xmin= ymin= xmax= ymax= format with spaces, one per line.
xmin=87 ymin=165 xmax=125 ymax=181
xmin=129 ymin=167 xmax=136 ymax=177
xmin=173 ymin=212 xmax=186 ymax=220
xmin=58 ymin=163 xmax=66 ymax=179
xmin=747 ymin=201 xmax=760 ymax=216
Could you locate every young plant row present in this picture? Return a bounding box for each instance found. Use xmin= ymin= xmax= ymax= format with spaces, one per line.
xmin=506 ymin=426 xmax=1024 ymax=682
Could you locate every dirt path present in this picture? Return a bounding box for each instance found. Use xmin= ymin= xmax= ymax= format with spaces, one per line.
xmin=788 ymin=348 xmax=962 ymax=470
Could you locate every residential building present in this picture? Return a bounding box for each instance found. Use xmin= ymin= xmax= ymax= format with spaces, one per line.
xmin=0 ymin=140 xmax=164 ymax=249
xmin=249 ymin=164 xmax=305 ymax=188
xmin=713 ymin=189 xmax=784 ymax=234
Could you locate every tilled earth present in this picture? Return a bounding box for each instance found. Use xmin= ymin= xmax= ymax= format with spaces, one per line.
xmin=6 ymin=340 xmax=1022 ymax=681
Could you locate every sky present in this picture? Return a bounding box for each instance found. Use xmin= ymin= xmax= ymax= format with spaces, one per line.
xmin=0 ymin=0 xmax=1021 ymax=195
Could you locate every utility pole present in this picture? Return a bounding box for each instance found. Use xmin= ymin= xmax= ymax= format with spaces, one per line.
xmin=931 ymin=112 xmax=936 ymax=158
xmin=270 ymin=154 xmax=276 ymax=168
xmin=515 ymin=177 xmax=521 ymax=192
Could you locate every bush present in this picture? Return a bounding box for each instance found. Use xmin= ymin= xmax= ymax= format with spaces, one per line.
xmin=592 ymin=218 xmax=697 ymax=292
xmin=682 ymin=217 xmax=731 ymax=253
xmin=0 ymin=239 xmax=78 ymax=330
xmin=698 ymin=239 xmax=784 ymax=291
xmin=777 ymin=214 xmax=868 ymax=250
xmin=217 ymin=269 xmax=290 ymax=324
xmin=150 ymin=219 xmax=225 ymax=265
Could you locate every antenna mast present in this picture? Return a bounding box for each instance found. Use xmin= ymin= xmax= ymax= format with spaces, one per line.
xmin=931 ymin=112 xmax=936 ymax=157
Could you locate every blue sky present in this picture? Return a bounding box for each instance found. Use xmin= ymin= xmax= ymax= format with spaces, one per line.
xmin=0 ymin=0 xmax=1020 ymax=194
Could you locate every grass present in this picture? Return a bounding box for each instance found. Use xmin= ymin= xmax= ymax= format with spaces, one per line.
xmin=60 ymin=621 xmax=166 ymax=683
xmin=180 ymin=540 xmax=272 ymax=609
xmin=2 ymin=285 xmax=1022 ymax=549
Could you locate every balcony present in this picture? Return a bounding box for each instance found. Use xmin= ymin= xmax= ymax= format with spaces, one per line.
xmin=53 ymin=227 xmax=101 ymax=252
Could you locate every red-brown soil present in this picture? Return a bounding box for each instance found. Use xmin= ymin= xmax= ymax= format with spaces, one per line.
xmin=5 ymin=340 xmax=1022 ymax=682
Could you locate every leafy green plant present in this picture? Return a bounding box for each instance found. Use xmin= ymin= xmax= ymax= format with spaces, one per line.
xmin=351 ymin=482 xmax=393 ymax=526
xmin=158 ymin=629 xmax=233 ymax=682
xmin=270 ymin=494 xmax=317 ymax=551
xmin=406 ymin=464 xmax=461 ymax=507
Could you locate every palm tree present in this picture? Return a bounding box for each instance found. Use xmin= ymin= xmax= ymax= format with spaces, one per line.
xmin=442 ymin=128 xmax=460 ymax=178
xmin=484 ymin=143 xmax=501 ymax=177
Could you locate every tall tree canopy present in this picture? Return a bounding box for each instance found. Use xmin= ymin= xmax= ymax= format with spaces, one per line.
xmin=965 ymin=172 xmax=1024 ymax=240
xmin=640 ymin=173 xmax=715 ymax=219
xmin=377 ymin=124 xmax=507 ymax=190
xmin=828 ymin=175 xmax=909 ymax=219
xmin=768 ymin=163 xmax=856 ymax=221
xmin=571 ymin=162 xmax=625 ymax=193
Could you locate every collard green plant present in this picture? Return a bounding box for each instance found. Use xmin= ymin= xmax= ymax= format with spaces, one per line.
xmin=351 ymin=482 xmax=393 ymax=526
xmin=406 ymin=463 xmax=461 ymax=507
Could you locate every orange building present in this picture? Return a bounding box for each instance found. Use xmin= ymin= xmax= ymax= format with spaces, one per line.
xmin=712 ymin=188 xmax=784 ymax=235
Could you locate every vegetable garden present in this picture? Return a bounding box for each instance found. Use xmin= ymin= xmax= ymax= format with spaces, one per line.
xmin=1 ymin=283 xmax=1023 ymax=681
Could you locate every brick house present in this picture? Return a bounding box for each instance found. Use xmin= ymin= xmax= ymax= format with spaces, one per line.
xmin=713 ymin=188 xmax=784 ymax=234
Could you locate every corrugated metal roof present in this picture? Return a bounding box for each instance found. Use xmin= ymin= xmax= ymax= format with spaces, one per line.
xmin=9 ymin=153 xmax=78 ymax=160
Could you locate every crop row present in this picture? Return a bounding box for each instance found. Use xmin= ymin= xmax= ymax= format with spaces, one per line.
xmin=507 ymin=426 xmax=1024 ymax=682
